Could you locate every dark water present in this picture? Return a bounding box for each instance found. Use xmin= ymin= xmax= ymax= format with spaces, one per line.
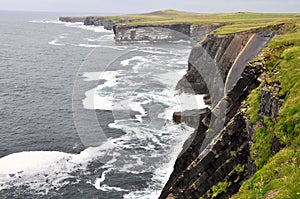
xmin=0 ymin=11 xmax=201 ymax=198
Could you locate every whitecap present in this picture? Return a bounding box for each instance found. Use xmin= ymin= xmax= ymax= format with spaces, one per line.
xmin=0 ymin=141 xmax=115 ymax=194
xmin=120 ymin=56 xmax=148 ymax=67
xmin=77 ymin=44 xmax=101 ymax=48
xmin=64 ymin=22 xmax=112 ymax=33
xmin=29 ymin=20 xmax=64 ymax=24
xmin=48 ymin=39 xmax=65 ymax=46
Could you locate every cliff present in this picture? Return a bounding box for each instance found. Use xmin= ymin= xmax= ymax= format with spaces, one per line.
xmin=59 ymin=15 xmax=221 ymax=41
xmin=159 ymin=29 xmax=272 ymax=199
xmin=59 ymin=17 xmax=86 ymax=23
xmin=59 ymin=11 xmax=300 ymax=198
xmin=59 ymin=16 xmax=116 ymax=30
xmin=160 ymin=22 xmax=300 ymax=199
xmin=113 ymin=24 xmax=222 ymax=42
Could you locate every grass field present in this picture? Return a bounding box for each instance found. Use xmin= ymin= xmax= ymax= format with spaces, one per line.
xmin=97 ymin=9 xmax=300 ymax=34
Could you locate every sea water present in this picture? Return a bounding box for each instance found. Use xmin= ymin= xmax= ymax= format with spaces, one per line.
xmin=0 ymin=11 xmax=205 ymax=198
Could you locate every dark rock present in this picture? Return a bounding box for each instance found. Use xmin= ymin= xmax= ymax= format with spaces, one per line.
xmin=114 ymin=24 xmax=221 ymax=42
xmin=271 ymin=135 xmax=282 ymax=155
xmin=173 ymin=108 xmax=210 ymax=128
xmin=260 ymin=85 xmax=284 ymax=123
xmin=59 ymin=17 xmax=86 ymax=23
xmin=160 ymin=28 xmax=279 ymax=199
xmin=203 ymin=94 xmax=212 ymax=105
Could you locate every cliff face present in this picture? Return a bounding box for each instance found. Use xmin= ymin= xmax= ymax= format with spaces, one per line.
xmin=59 ymin=16 xmax=221 ymax=42
xmin=113 ymin=24 xmax=222 ymax=42
xmin=59 ymin=16 xmax=115 ymax=30
xmin=159 ymin=29 xmax=277 ymax=199
xmin=83 ymin=17 xmax=116 ymax=30
xmin=176 ymin=30 xmax=273 ymax=98
xmin=59 ymin=17 xmax=86 ymax=23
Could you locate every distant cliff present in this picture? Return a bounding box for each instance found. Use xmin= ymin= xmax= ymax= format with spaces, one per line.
xmin=59 ymin=16 xmax=221 ymax=42
xmin=59 ymin=17 xmax=86 ymax=23
xmin=59 ymin=16 xmax=115 ymax=30
xmin=113 ymin=24 xmax=222 ymax=42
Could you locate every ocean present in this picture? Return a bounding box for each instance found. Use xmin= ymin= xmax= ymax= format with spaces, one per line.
xmin=0 ymin=11 xmax=205 ymax=198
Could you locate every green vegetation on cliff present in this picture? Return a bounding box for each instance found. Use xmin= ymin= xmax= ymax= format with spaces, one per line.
xmin=232 ymin=149 xmax=300 ymax=199
xmin=101 ymin=10 xmax=299 ymax=34
xmin=233 ymin=21 xmax=300 ymax=198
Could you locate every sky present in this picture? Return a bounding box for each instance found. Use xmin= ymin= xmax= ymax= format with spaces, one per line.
xmin=0 ymin=0 xmax=300 ymax=14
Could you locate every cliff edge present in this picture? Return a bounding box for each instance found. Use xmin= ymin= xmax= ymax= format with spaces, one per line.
xmin=160 ymin=22 xmax=300 ymax=199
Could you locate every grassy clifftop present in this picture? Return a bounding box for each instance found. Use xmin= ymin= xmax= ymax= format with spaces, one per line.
xmin=232 ymin=20 xmax=300 ymax=199
xmin=98 ymin=9 xmax=299 ymax=34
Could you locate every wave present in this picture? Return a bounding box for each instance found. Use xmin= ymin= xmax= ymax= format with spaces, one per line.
xmin=77 ymin=43 xmax=101 ymax=48
xmin=75 ymin=44 xmax=125 ymax=50
xmin=48 ymin=39 xmax=65 ymax=46
xmin=64 ymin=22 xmax=112 ymax=33
xmin=120 ymin=56 xmax=148 ymax=67
xmin=29 ymin=20 xmax=64 ymax=24
xmin=29 ymin=20 xmax=113 ymax=34
xmin=0 ymin=142 xmax=115 ymax=194
xmin=77 ymin=39 xmax=197 ymax=196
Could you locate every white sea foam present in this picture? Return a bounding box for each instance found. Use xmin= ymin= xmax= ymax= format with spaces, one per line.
xmin=123 ymin=123 xmax=194 ymax=199
xmin=169 ymin=39 xmax=192 ymax=44
xmin=48 ymin=39 xmax=65 ymax=46
xmin=84 ymin=34 xmax=114 ymax=42
xmin=120 ymin=56 xmax=148 ymax=67
xmin=77 ymin=43 xmax=101 ymax=48
xmin=64 ymin=22 xmax=112 ymax=33
xmin=174 ymin=93 xmax=208 ymax=111
xmin=75 ymin=44 xmax=125 ymax=50
xmin=137 ymin=47 xmax=172 ymax=55
xmin=0 ymin=141 xmax=115 ymax=193
xmin=29 ymin=20 xmax=112 ymax=34
xmin=154 ymin=70 xmax=185 ymax=89
xmin=78 ymin=41 xmax=202 ymax=197
xmin=29 ymin=20 xmax=64 ymax=24
xmin=82 ymin=70 xmax=125 ymax=110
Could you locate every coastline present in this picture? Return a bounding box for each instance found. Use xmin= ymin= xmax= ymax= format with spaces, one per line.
xmin=59 ymin=10 xmax=300 ymax=198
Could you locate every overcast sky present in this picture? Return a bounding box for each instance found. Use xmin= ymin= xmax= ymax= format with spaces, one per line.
xmin=1 ymin=0 xmax=299 ymax=14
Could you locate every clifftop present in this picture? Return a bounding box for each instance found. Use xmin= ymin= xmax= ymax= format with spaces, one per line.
xmin=60 ymin=10 xmax=300 ymax=34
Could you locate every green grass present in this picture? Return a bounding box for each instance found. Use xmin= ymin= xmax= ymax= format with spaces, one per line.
xmin=231 ymin=149 xmax=300 ymax=199
xmin=233 ymin=20 xmax=300 ymax=199
xmin=211 ymin=181 xmax=231 ymax=198
xmin=245 ymin=87 xmax=261 ymax=124
xmin=91 ymin=10 xmax=300 ymax=34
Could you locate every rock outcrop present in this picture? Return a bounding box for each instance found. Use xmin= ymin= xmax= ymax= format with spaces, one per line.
xmin=59 ymin=16 xmax=221 ymax=42
xmin=83 ymin=17 xmax=116 ymax=30
xmin=159 ymin=28 xmax=278 ymax=199
xmin=113 ymin=24 xmax=222 ymax=42
xmin=59 ymin=17 xmax=86 ymax=23
xmin=59 ymin=16 xmax=116 ymax=30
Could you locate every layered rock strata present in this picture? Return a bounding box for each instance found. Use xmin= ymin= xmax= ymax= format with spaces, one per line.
xmin=159 ymin=29 xmax=276 ymax=199
xmin=113 ymin=24 xmax=222 ymax=42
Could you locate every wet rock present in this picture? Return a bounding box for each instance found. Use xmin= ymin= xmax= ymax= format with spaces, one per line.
xmin=173 ymin=108 xmax=210 ymax=128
